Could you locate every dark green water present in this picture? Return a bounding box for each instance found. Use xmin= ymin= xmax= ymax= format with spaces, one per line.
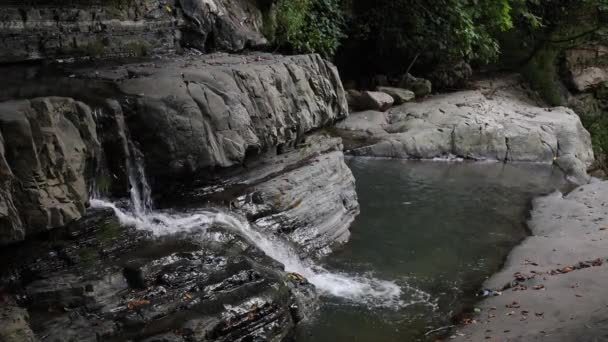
xmin=296 ymin=158 xmax=568 ymax=341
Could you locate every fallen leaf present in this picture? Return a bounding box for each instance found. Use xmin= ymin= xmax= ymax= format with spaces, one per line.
xmin=462 ymin=318 xmax=476 ymax=325
xmin=127 ymin=299 xmax=150 ymax=310
xmin=512 ymin=284 xmax=528 ymax=291
xmin=533 ymin=284 xmax=545 ymax=290
xmin=560 ymin=266 xmax=575 ymax=274
xmin=535 ymin=312 xmax=544 ymax=317
xmin=506 ymin=301 xmax=520 ymax=309
xmin=576 ymin=294 xmax=583 ymax=298
xmin=506 ymin=311 xmax=516 ymax=316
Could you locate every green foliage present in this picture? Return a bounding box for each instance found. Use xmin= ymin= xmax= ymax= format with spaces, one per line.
xmin=264 ymin=0 xmax=345 ymax=57
xmin=337 ymin=0 xmax=520 ymax=77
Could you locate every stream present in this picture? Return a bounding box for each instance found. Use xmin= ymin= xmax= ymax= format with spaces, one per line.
xmin=296 ymin=158 xmax=569 ymax=341
xmin=91 ymin=155 xmax=569 ymax=341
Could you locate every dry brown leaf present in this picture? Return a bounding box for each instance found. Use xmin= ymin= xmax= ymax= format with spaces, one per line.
xmin=127 ymin=299 xmax=150 ymax=310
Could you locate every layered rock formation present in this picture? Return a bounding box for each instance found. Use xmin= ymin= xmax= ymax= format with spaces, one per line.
xmin=335 ymin=77 xmax=595 ymax=184
xmin=0 ymin=97 xmax=100 ymax=244
xmin=0 ymin=0 xmax=266 ymax=63
xmin=0 ymin=208 xmax=317 ymax=341
xmin=0 ymin=1 xmax=355 ymax=341
xmin=0 ymin=53 xmax=355 ymax=252
xmin=0 ymin=51 xmax=356 ymax=340
xmin=87 ymin=53 xmax=348 ymax=184
xmin=189 ymin=134 xmax=360 ymax=256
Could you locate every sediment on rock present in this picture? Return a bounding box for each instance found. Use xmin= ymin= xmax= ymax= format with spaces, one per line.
xmin=453 ymin=181 xmax=608 ymax=341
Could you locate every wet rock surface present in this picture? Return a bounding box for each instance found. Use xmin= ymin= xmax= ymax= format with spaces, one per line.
xmin=0 ymin=208 xmax=317 ymax=341
xmin=0 ymin=52 xmax=354 ymax=250
xmin=0 ymin=97 xmax=101 ymax=245
xmin=334 ymin=76 xmax=595 ymax=183
xmin=453 ymin=180 xmax=608 ymax=341
xmin=167 ymin=133 xmax=360 ymax=257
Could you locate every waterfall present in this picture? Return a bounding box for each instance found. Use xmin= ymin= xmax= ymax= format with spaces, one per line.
xmin=90 ymin=146 xmax=408 ymax=308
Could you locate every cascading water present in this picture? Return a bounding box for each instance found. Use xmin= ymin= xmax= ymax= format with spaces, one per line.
xmin=91 ymin=146 xmax=412 ymax=308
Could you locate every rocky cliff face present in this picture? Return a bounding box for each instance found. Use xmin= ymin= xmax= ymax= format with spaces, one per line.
xmin=0 ymin=0 xmax=266 ymax=63
xmin=84 ymin=53 xmax=348 ymax=184
xmin=0 ymin=23 xmax=355 ymax=342
xmin=0 ymin=1 xmax=356 ymax=340
xmin=0 ymin=52 xmax=356 ymax=252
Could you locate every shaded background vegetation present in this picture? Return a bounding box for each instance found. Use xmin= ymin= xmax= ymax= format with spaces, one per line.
xmin=257 ymin=0 xmax=608 ymax=172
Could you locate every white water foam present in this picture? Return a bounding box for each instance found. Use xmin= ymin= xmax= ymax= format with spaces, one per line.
xmin=91 ymin=151 xmax=411 ymax=308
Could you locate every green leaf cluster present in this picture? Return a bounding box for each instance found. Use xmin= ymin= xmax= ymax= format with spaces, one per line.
xmin=263 ymin=0 xmax=345 ymax=57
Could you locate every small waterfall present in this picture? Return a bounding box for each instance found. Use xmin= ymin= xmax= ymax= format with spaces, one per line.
xmin=91 ymin=146 xmax=407 ymax=308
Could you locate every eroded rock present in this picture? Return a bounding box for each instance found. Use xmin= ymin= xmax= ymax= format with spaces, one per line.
xmin=0 ymin=208 xmax=317 ymax=341
xmin=169 ymin=133 xmax=360 ymax=256
xmin=0 ymin=97 xmax=101 ymax=244
xmin=0 ymin=0 xmax=268 ymax=63
xmin=88 ymin=53 xmax=349 ymax=185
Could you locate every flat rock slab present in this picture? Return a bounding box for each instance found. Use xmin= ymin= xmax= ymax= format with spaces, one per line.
xmin=453 ymin=181 xmax=608 ymax=341
xmin=335 ymin=77 xmax=595 ymax=183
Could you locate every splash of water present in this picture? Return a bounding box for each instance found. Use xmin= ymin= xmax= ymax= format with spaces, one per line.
xmin=91 ymin=148 xmax=408 ymax=308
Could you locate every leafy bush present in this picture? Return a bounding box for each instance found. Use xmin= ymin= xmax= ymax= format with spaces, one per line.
xmin=263 ymin=0 xmax=345 ymax=57
xmin=335 ymin=0 xmax=522 ymax=78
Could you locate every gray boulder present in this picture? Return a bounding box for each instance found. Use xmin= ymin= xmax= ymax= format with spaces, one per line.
xmin=571 ymin=67 xmax=608 ymax=92
xmin=0 ymin=97 xmax=101 ymax=244
xmin=347 ymin=90 xmax=394 ymax=111
xmin=377 ymin=86 xmax=415 ymax=104
xmin=565 ymin=45 xmax=608 ymax=92
xmin=399 ymin=73 xmax=432 ymax=97
xmin=179 ymin=0 xmax=268 ymax=52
